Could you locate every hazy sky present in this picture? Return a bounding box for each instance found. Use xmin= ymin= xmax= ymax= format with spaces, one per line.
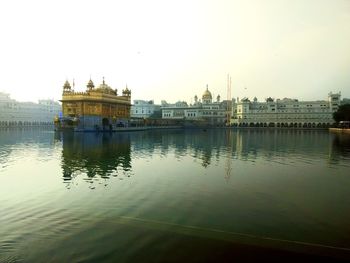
xmin=0 ymin=0 xmax=349 ymax=104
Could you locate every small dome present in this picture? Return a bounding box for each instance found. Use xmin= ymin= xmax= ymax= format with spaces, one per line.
xmin=122 ymin=86 xmax=131 ymax=97
xmin=87 ymin=79 xmax=95 ymax=89
xmin=63 ymin=80 xmax=71 ymax=90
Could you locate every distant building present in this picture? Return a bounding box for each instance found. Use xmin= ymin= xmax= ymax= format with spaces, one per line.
xmin=231 ymin=92 xmax=341 ymax=127
xmin=57 ymin=78 xmax=131 ymax=131
xmin=0 ymin=92 xmax=61 ymax=126
xmin=161 ymin=86 xmax=228 ymax=126
xmin=131 ymin=100 xmax=161 ymax=118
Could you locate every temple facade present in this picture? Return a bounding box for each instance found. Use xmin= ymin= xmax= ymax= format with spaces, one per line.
xmin=56 ymin=78 xmax=131 ymax=131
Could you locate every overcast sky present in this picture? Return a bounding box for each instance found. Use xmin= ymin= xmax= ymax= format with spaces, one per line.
xmin=0 ymin=0 xmax=349 ymax=104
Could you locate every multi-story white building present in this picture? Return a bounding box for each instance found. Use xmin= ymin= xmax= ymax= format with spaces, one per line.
xmin=0 ymin=92 xmax=61 ymax=126
xmin=161 ymin=86 xmax=229 ymax=125
xmin=231 ymin=92 xmax=341 ymax=127
xmin=131 ymin=100 xmax=161 ymax=118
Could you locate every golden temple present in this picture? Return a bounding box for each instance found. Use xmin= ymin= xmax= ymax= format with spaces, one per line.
xmin=55 ymin=77 xmax=131 ymax=131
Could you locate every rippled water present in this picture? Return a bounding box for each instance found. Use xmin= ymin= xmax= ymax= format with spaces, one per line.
xmin=0 ymin=128 xmax=350 ymax=262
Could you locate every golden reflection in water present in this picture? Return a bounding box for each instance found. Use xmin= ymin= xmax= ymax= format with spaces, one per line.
xmin=55 ymin=132 xmax=132 ymax=186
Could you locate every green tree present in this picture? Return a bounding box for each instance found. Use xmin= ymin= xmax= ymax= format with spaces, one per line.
xmin=333 ymin=104 xmax=350 ymax=123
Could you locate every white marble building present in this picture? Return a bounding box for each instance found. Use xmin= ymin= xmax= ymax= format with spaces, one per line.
xmin=231 ymin=92 xmax=341 ymax=127
xmin=161 ymin=86 xmax=229 ymax=125
xmin=131 ymin=100 xmax=161 ymax=118
xmin=0 ymin=92 xmax=61 ymax=126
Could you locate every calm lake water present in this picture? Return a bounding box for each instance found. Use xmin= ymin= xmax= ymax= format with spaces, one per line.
xmin=0 ymin=128 xmax=350 ymax=262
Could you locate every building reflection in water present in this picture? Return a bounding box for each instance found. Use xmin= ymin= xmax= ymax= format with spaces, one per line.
xmin=56 ymin=132 xmax=132 ymax=187
xmin=128 ymin=129 xmax=346 ymax=175
xmin=55 ymin=129 xmax=350 ymax=186
xmin=224 ymin=130 xmax=234 ymax=182
xmin=128 ymin=129 xmax=221 ymax=168
xmin=330 ymin=133 xmax=350 ymax=162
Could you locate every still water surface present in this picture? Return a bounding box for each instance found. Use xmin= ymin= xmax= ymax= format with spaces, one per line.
xmin=0 ymin=128 xmax=350 ymax=262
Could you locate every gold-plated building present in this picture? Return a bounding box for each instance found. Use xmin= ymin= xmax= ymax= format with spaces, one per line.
xmin=57 ymin=78 xmax=131 ymax=131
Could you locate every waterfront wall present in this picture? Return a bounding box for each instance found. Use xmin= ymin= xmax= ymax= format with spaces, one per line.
xmin=0 ymin=121 xmax=54 ymax=127
xmin=230 ymin=122 xmax=334 ymax=128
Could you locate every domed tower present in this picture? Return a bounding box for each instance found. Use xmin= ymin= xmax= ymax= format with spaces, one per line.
xmin=194 ymin=95 xmax=198 ymax=104
xmin=202 ymin=85 xmax=212 ymax=104
xmin=217 ymin=94 xmax=220 ymax=102
xmin=63 ymin=80 xmax=72 ymax=93
xmin=122 ymin=85 xmax=131 ymax=97
xmin=86 ymin=78 xmax=95 ymax=91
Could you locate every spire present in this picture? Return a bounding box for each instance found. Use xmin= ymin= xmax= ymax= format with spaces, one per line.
xmin=102 ymin=76 xmax=105 ymax=85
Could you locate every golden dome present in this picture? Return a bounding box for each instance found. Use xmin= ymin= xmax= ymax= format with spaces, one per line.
xmin=95 ymin=77 xmax=117 ymax=95
xmin=202 ymin=86 xmax=212 ymax=100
